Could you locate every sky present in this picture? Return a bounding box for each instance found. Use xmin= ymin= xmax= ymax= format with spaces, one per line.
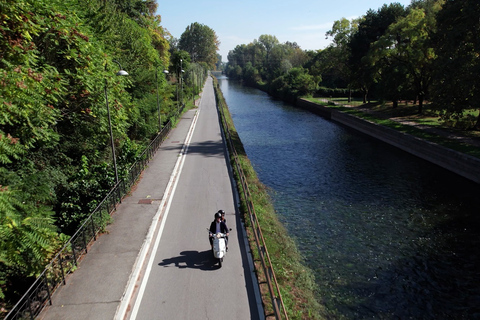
xmin=156 ymin=0 xmax=413 ymax=62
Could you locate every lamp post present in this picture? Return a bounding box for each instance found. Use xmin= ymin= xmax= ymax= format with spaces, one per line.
xmin=156 ymin=68 xmax=169 ymax=132
xmin=192 ymin=70 xmax=195 ymax=106
xmin=176 ymin=59 xmax=182 ymax=113
xmin=179 ymin=59 xmax=184 ymax=112
xmin=180 ymin=69 xmax=184 ymax=108
xmin=104 ymin=60 xmax=128 ymax=186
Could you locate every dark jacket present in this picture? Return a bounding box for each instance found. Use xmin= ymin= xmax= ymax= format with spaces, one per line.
xmin=209 ymin=220 xmax=229 ymax=235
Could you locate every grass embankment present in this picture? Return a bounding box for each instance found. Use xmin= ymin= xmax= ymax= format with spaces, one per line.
xmin=213 ymin=78 xmax=326 ymax=319
xmin=305 ymin=97 xmax=480 ymax=159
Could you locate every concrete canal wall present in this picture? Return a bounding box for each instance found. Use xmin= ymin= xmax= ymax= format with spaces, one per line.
xmin=296 ymin=99 xmax=480 ymax=184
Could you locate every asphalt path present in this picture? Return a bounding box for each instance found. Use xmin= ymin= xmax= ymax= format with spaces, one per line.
xmin=123 ymin=77 xmax=263 ymax=319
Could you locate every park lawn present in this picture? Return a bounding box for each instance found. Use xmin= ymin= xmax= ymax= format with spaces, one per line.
xmin=306 ymin=97 xmax=480 ymax=159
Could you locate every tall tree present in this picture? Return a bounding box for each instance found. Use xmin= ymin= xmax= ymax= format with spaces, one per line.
xmin=257 ymin=34 xmax=279 ymax=79
xmin=366 ymin=1 xmax=443 ymax=112
xmin=179 ymin=22 xmax=219 ymax=68
xmin=324 ymin=18 xmax=359 ymax=93
xmin=432 ymin=0 xmax=480 ymax=128
xmin=348 ymin=3 xmax=407 ymax=103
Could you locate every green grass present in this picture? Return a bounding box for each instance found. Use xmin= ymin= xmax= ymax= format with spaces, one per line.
xmin=306 ymin=97 xmax=480 ymax=159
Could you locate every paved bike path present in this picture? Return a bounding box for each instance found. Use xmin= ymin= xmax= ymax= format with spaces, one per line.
xmin=125 ymin=77 xmax=262 ymax=320
xmin=40 ymin=83 xmax=209 ymax=320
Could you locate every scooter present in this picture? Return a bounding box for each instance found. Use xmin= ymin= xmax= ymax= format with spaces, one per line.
xmin=207 ymin=229 xmax=229 ymax=268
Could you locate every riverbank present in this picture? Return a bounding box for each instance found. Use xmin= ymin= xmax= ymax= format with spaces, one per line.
xmin=298 ymin=98 xmax=480 ymax=185
xmin=213 ymin=78 xmax=325 ymax=319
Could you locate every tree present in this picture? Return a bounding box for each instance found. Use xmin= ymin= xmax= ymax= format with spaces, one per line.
xmin=226 ymin=43 xmax=262 ymax=80
xmin=369 ymin=3 xmax=442 ymax=113
xmin=270 ymin=67 xmax=316 ymax=101
xmin=179 ymin=22 xmax=219 ymax=68
xmin=348 ymin=3 xmax=407 ymax=103
xmin=432 ymin=0 xmax=480 ymax=128
xmin=257 ymin=34 xmax=279 ymax=79
xmin=0 ymin=0 xmax=173 ymax=304
xmin=215 ymin=53 xmax=223 ymax=71
xmin=111 ymin=0 xmax=150 ymax=21
xmin=243 ymin=62 xmax=261 ymax=86
xmin=0 ymin=185 xmax=60 ymax=299
xmin=258 ymin=34 xmax=279 ymax=61
xmin=323 ymin=18 xmax=359 ymax=96
xmin=367 ymin=0 xmax=443 ymax=113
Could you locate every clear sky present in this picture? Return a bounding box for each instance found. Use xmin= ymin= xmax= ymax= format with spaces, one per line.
xmin=156 ymin=0 xmax=412 ymax=62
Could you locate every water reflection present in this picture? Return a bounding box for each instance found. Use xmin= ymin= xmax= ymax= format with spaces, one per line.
xmin=218 ymin=76 xmax=480 ymax=319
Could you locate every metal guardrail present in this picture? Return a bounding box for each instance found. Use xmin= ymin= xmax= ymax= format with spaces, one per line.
xmin=5 ymin=118 xmax=177 ymax=320
xmin=214 ymin=80 xmax=289 ymax=320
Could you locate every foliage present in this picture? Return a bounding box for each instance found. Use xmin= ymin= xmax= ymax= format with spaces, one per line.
xmin=367 ymin=1 xmax=443 ymax=112
xmin=0 ymin=0 xmax=176 ymax=308
xmin=270 ymin=68 xmax=316 ymax=102
xmin=347 ymin=3 xmax=408 ymax=103
xmin=179 ymin=22 xmax=219 ymax=68
xmin=0 ymin=0 xmax=64 ymax=165
xmin=225 ymin=0 xmax=480 ymax=129
xmin=0 ymin=180 xmax=61 ymax=300
xmin=322 ymin=17 xmax=359 ymax=88
xmin=225 ymin=34 xmax=312 ymax=100
xmin=431 ymin=0 xmax=480 ymax=128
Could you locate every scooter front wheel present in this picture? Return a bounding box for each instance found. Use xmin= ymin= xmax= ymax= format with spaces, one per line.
xmin=218 ymin=257 xmax=223 ymax=268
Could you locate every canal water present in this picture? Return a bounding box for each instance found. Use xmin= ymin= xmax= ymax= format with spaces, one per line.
xmin=217 ymin=76 xmax=480 ymax=319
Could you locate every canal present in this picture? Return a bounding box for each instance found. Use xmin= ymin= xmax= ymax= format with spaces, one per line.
xmin=217 ymin=76 xmax=480 ymax=319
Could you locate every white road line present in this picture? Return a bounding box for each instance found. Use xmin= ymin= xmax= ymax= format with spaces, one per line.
xmin=114 ymin=105 xmax=201 ymax=320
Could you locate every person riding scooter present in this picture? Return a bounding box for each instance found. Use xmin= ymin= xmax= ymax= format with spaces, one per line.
xmin=209 ymin=211 xmax=229 ymax=249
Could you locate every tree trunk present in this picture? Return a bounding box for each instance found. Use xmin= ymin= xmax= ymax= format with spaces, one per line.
xmin=418 ymin=95 xmax=423 ymax=114
xmin=393 ymin=100 xmax=398 ymax=108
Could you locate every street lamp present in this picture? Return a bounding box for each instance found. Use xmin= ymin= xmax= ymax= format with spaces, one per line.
xmin=180 ymin=69 xmax=184 ymax=108
xmin=192 ymin=70 xmax=195 ymax=106
xmin=156 ymin=68 xmax=169 ymax=131
xmin=178 ymin=59 xmax=183 ymax=113
xmin=104 ymin=60 xmax=128 ymax=186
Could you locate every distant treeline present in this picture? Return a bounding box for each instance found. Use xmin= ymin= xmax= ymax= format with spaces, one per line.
xmin=225 ymin=0 xmax=480 ymax=128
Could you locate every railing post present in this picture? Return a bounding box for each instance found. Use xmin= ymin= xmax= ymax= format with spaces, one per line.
xmin=43 ymin=273 xmax=52 ymax=306
xmin=71 ymin=244 xmax=77 ymax=267
xmin=26 ymin=293 xmax=34 ymax=320
xmin=91 ymin=216 xmax=96 ymax=241
xmin=83 ymin=225 xmax=88 ymax=253
xmin=59 ymin=255 xmax=66 ymax=285
xmin=117 ymin=185 xmax=121 ymax=204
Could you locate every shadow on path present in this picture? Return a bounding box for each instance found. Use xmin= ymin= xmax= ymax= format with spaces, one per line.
xmin=158 ymin=250 xmax=220 ymax=270
xmin=161 ymin=140 xmax=225 ymax=158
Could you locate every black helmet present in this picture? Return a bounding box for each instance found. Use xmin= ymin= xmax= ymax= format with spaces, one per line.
xmin=218 ymin=209 xmax=225 ymax=215
xmin=215 ymin=212 xmax=222 ymax=219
